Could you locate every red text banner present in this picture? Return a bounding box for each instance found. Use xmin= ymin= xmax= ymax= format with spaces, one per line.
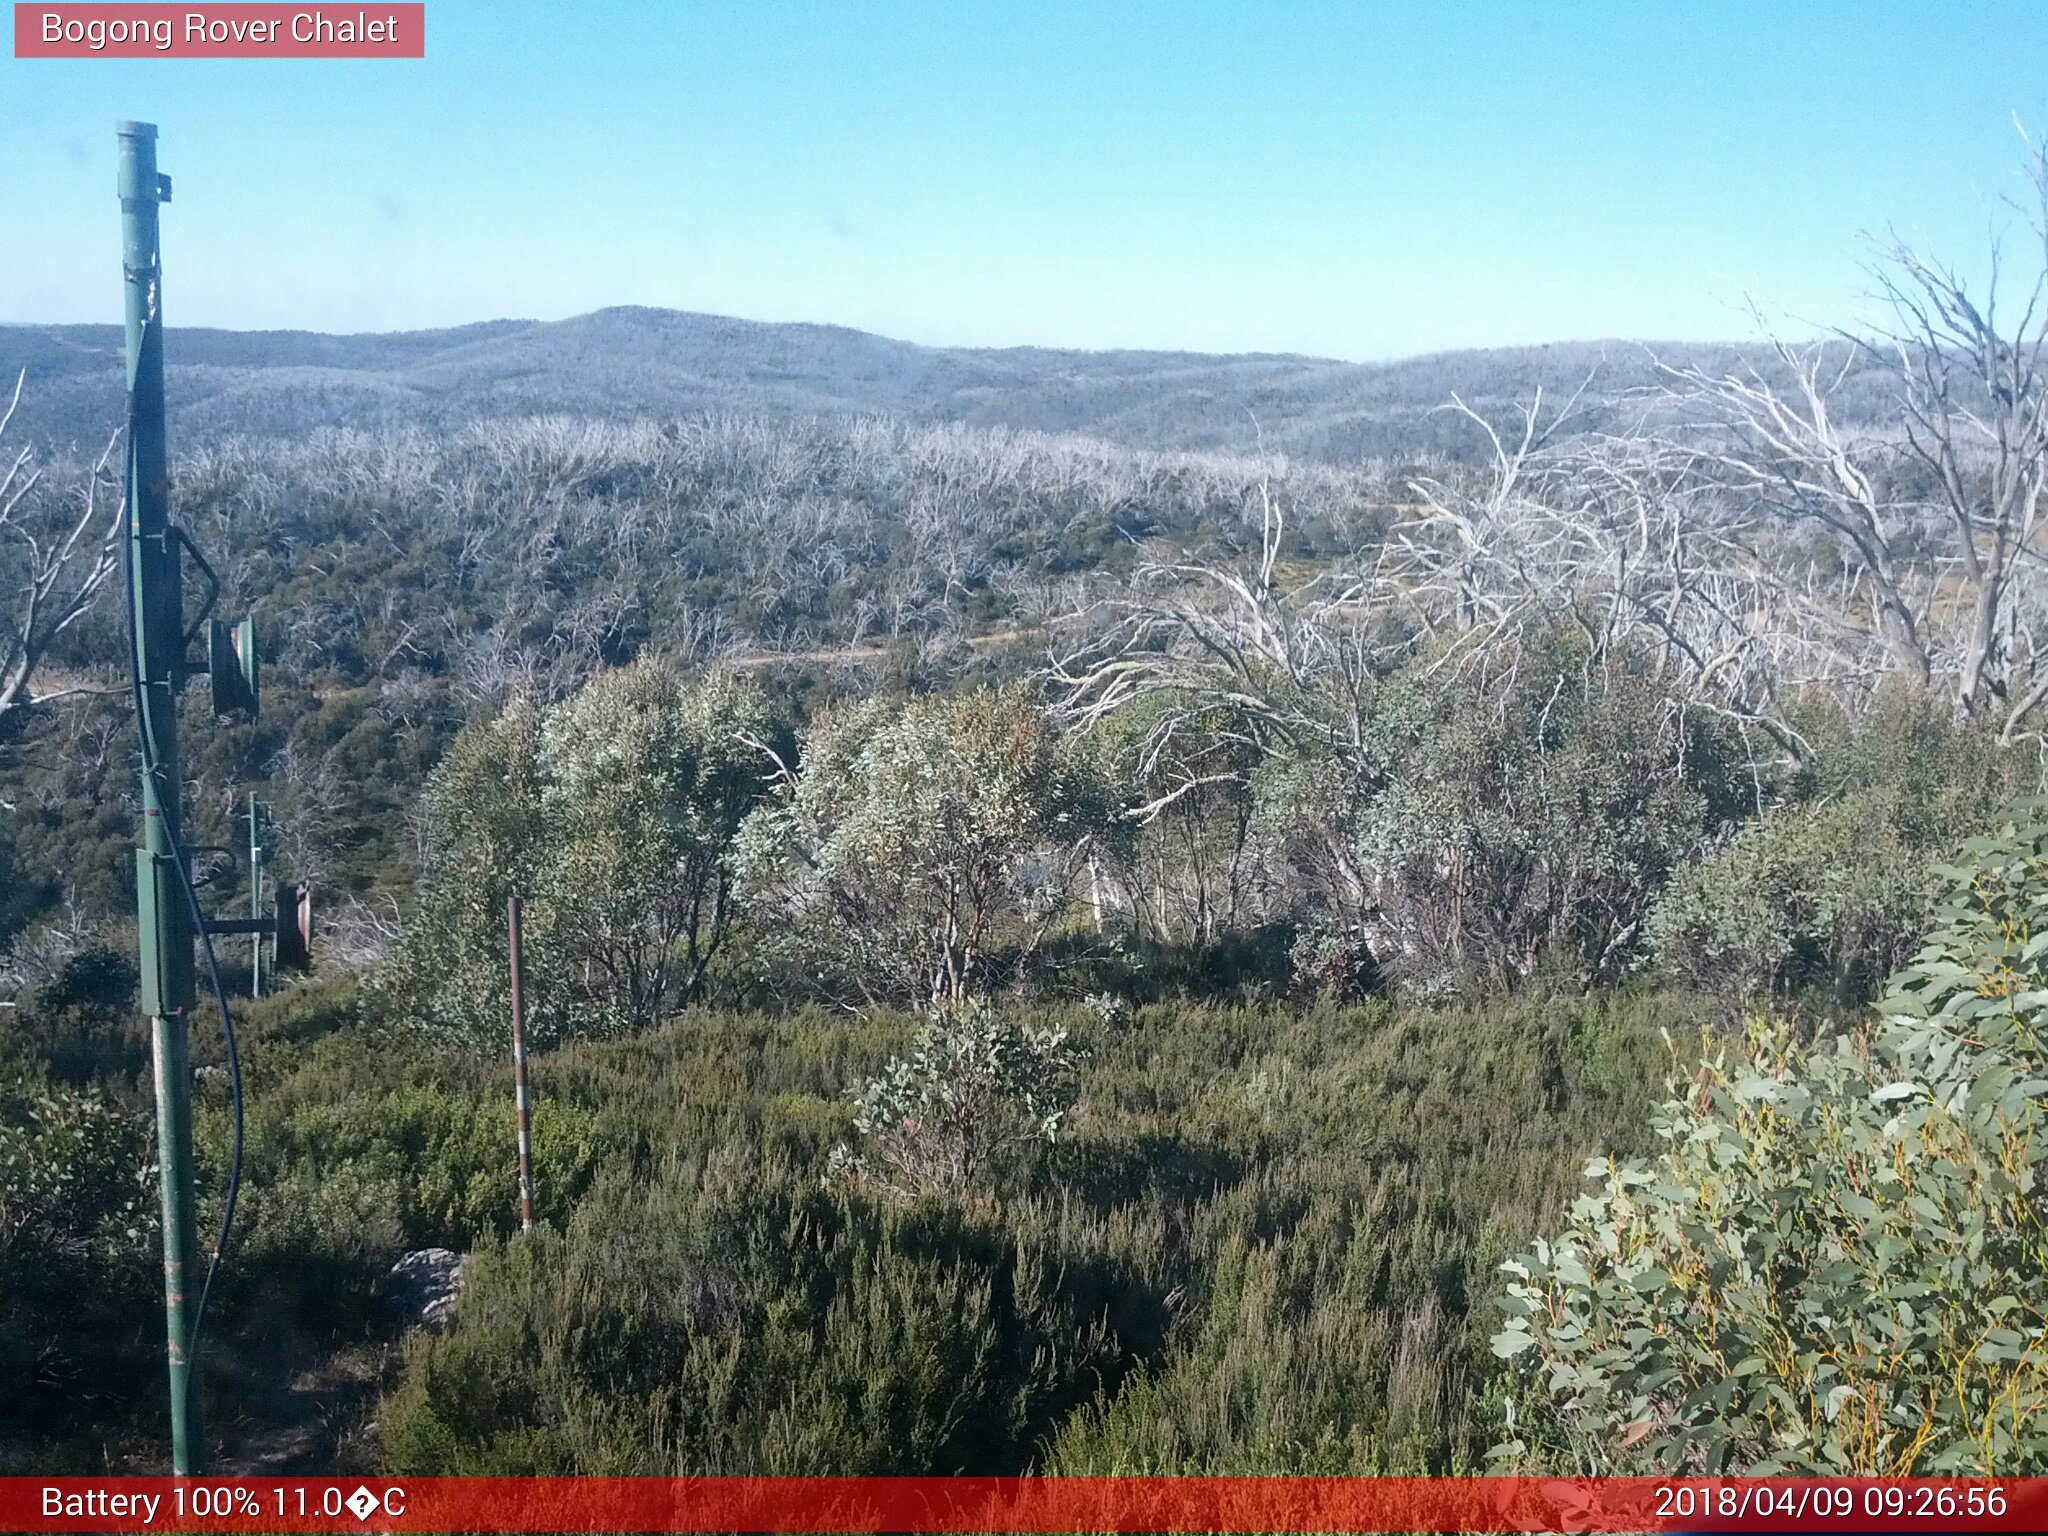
xmin=4 ymin=1476 xmax=2045 ymax=1533
xmin=14 ymin=5 xmax=424 ymax=57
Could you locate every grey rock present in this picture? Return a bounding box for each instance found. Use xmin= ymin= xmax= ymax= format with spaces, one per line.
xmin=387 ymin=1247 xmax=465 ymax=1332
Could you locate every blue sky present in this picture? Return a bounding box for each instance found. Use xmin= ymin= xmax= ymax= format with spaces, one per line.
xmin=4 ymin=1 xmax=2048 ymax=359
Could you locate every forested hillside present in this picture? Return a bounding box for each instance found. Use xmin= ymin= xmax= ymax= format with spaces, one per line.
xmin=7 ymin=190 xmax=2048 ymax=1479
xmin=0 ymin=308 xmax=1897 ymax=462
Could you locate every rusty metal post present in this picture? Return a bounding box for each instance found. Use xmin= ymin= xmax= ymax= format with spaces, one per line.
xmin=507 ymin=894 xmax=535 ymax=1233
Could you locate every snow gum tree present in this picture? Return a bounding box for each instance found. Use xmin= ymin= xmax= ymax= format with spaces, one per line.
xmin=378 ymin=662 xmax=773 ymax=1044
xmin=1493 ymin=806 xmax=2048 ymax=1474
xmin=737 ymin=686 xmax=1108 ymax=1006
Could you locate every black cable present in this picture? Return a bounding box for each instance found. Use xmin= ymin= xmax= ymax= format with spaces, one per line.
xmin=122 ymin=364 xmax=245 ymax=1386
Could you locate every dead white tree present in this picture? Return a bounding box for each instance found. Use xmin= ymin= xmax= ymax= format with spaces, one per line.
xmin=1051 ymin=368 xmax=1901 ymax=786
xmin=1042 ymin=149 xmax=2048 ymax=994
xmin=1665 ymin=146 xmax=2048 ymax=739
xmin=0 ymin=372 xmax=125 ymax=727
xmin=1874 ymin=191 xmax=2048 ymax=734
xmin=1047 ymin=477 xmax=1398 ymax=955
xmin=1662 ymin=339 xmax=1933 ymax=683
xmin=1391 ymin=389 xmax=1887 ymax=762
xmin=1050 ymin=478 xmax=1392 ymax=787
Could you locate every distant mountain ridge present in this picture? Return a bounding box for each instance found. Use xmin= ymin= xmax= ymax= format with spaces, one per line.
xmin=0 ymin=306 xmax=1804 ymax=462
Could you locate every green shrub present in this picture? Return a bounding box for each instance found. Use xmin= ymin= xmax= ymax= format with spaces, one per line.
xmin=1646 ymin=789 xmax=1930 ymax=1000
xmin=1493 ymin=805 xmax=2048 ymax=1474
xmin=537 ymin=665 xmax=776 ymax=1028
xmin=0 ymin=961 xmax=1696 ymax=1473
xmin=832 ymin=999 xmax=1083 ymax=1199
xmin=1081 ymin=696 xmax=1265 ymax=950
xmin=370 ymin=691 xmax=553 ymax=1047
xmin=373 ymin=663 xmax=776 ymax=1046
xmin=735 ymin=687 xmax=1109 ymax=1006
xmin=0 ymin=1079 xmax=158 ymax=1461
xmin=1260 ymin=631 xmax=1750 ymax=997
xmin=5 ymin=944 xmax=143 ymax=1085
xmin=1649 ymin=701 xmax=2045 ymax=1001
xmin=1786 ymin=690 xmax=2039 ymax=829
xmin=239 ymin=1080 xmax=614 ymax=1253
xmin=363 ymin=986 xmax=1683 ymax=1477
xmin=1045 ymin=1211 xmax=1462 ymax=1474
xmin=381 ymin=1162 xmax=1129 ymax=1474
xmin=0 ymin=1077 xmax=154 ymax=1268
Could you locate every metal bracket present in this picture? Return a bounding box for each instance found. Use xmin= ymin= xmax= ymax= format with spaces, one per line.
xmin=135 ymin=849 xmax=194 ymax=1016
xmin=173 ymin=526 xmax=220 ymax=655
xmin=204 ymin=882 xmax=308 ymax=970
xmin=201 ymin=915 xmax=275 ymax=937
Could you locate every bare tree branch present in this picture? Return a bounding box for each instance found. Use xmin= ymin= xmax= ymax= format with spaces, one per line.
xmin=0 ymin=372 xmax=125 ymax=730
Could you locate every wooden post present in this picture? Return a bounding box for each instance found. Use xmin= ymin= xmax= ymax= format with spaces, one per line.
xmin=507 ymin=893 xmax=535 ymax=1234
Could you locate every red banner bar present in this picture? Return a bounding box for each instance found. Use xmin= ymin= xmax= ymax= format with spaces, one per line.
xmin=13 ymin=4 xmax=424 ymax=58
xmin=4 ymin=1476 xmax=2043 ymax=1533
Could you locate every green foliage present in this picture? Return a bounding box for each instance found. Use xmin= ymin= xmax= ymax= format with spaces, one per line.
xmin=0 ymin=814 xmax=49 ymax=951
xmin=833 ymin=999 xmax=1083 ymax=1198
xmin=1045 ymin=1246 xmax=1454 ymax=1475
xmin=369 ymin=983 xmax=1683 ymax=1475
xmin=236 ymin=1080 xmax=613 ymax=1255
xmin=538 ymin=664 xmax=777 ymax=1028
xmin=17 ymin=353 xmax=2038 ymax=1478
xmin=1085 ymin=697 xmax=1266 ymax=947
xmin=1649 ymin=698 xmax=2043 ymax=1000
xmin=736 ymin=686 xmax=1107 ymax=1005
xmin=379 ymin=1160 xmax=1133 ymax=1475
xmin=0 ymin=408 xmax=1415 ymax=961
xmin=375 ymin=663 xmax=774 ymax=1046
xmin=0 ymin=1079 xmax=158 ymax=1462
xmin=1787 ymin=690 xmax=2039 ymax=822
xmin=372 ymin=689 xmax=550 ymax=1045
xmin=0 ymin=1077 xmax=153 ymax=1264
xmin=169 ymin=1015 xmax=628 ymax=1379
xmin=5 ymin=936 xmax=1694 ymax=1473
xmin=1267 ymin=634 xmax=1748 ymax=997
xmin=4 ymin=943 xmax=142 ymax=1084
xmin=1647 ymin=790 xmax=1930 ymax=999
xmin=1493 ymin=804 xmax=2048 ymax=1474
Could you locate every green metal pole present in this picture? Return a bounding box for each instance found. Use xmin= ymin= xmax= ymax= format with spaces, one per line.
xmin=120 ymin=119 xmax=201 ymax=1477
xmin=248 ymin=795 xmax=264 ymax=998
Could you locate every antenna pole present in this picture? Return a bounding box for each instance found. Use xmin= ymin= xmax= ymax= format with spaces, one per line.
xmin=120 ymin=119 xmax=201 ymax=1476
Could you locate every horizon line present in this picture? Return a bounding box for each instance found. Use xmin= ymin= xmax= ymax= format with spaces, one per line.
xmin=0 ymin=304 xmax=1782 ymax=370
